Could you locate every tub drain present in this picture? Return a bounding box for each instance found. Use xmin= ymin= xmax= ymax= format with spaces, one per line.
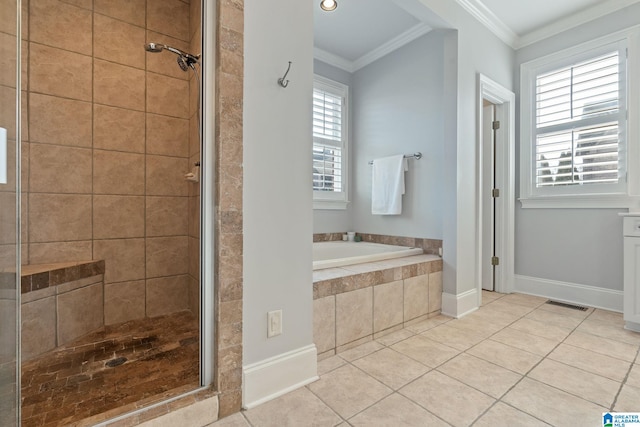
xmin=105 ymin=357 xmax=127 ymax=368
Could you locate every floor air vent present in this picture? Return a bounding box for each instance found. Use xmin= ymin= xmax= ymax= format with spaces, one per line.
xmin=546 ymin=300 xmax=588 ymax=311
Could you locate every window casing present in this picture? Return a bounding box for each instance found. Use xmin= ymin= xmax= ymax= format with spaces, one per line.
xmin=520 ymin=29 xmax=640 ymax=208
xmin=313 ymin=76 xmax=348 ymax=209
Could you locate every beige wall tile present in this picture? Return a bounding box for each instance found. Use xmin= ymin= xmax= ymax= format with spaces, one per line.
xmin=373 ymin=280 xmax=403 ymax=333
xmin=188 ymin=195 xmax=200 ymax=238
xmin=188 ymin=276 xmax=199 ymax=315
xmin=94 ymin=59 xmax=145 ymax=111
xmin=146 ymin=274 xmax=189 ymax=317
xmin=146 ymin=113 xmax=189 ymax=157
xmin=94 ymin=0 xmax=145 ymax=27
xmin=404 ymin=275 xmax=429 ymax=322
xmin=93 ymin=104 xmax=145 ymax=153
xmin=94 ymin=14 xmax=145 ymax=69
xmin=29 ymin=194 xmax=92 ymax=242
xmin=30 ymin=43 xmax=92 ymax=101
xmin=336 ymin=287 xmax=373 ymax=347
xmin=93 ymin=238 xmax=145 ymax=284
xmin=21 ymin=296 xmax=56 ymax=360
xmin=188 ymin=236 xmax=199 ymax=278
xmin=428 ymin=271 xmax=442 ymax=314
xmin=29 ymin=93 xmax=92 ymax=147
xmin=0 ymin=86 xmax=17 ymax=140
xmin=93 ymin=150 xmax=145 ymax=195
xmin=146 ymin=155 xmax=189 ymax=196
xmin=57 ymin=282 xmax=103 ymax=345
xmin=0 ymin=32 xmax=17 ymax=88
xmin=30 ymin=0 xmax=92 ymax=55
xmin=146 ymin=196 xmax=188 ymax=237
xmin=29 ymin=144 xmax=92 ymax=194
xmin=28 ymin=240 xmax=92 ymax=264
xmin=93 ymin=195 xmax=145 ymax=239
xmin=147 ymin=73 xmax=189 ymax=118
xmin=190 ymin=0 xmax=201 ymax=40
xmin=147 ymin=0 xmax=190 ymax=42
xmin=189 ymin=115 xmax=200 ymax=157
xmin=0 ymin=0 xmax=18 ymax=36
xmin=314 ymin=296 xmax=335 ymax=354
xmin=60 ymin=0 xmax=92 ymax=9
xmin=104 ymin=280 xmax=146 ymax=324
xmin=146 ymin=235 xmax=188 ymax=278
xmin=146 ymin=30 xmax=191 ymax=81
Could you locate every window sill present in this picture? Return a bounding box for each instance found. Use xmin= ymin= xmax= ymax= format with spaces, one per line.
xmin=519 ymin=194 xmax=631 ymax=209
xmin=313 ymin=200 xmax=349 ymax=210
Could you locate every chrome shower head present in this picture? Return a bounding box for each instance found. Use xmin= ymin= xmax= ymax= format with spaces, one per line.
xmin=144 ymin=42 xmax=200 ymax=72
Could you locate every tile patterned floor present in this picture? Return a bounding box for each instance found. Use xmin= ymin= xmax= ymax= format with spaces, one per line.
xmin=21 ymin=311 xmax=200 ymax=427
xmin=208 ymin=292 xmax=640 ymax=427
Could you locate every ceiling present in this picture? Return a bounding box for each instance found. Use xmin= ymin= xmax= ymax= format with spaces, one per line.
xmin=314 ymin=0 xmax=640 ymax=71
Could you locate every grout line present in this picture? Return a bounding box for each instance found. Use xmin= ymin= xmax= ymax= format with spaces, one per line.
xmin=610 ymin=345 xmax=640 ymax=411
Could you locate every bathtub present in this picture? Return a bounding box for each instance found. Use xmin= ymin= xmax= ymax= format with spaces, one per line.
xmin=313 ymin=241 xmax=424 ymax=270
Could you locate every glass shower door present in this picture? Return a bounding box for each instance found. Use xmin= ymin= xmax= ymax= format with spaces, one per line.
xmin=0 ymin=0 xmax=20 ymax=426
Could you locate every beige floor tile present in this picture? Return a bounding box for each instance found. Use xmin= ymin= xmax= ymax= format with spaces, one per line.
xmin=491 ymin=327 xmax=558 ymax=356
xmin=391 ymin=335 xmax=460 ymax=368
xmin=446 ymin=316 xmax=501 ymax=337
xmin=468 ymin=339 xmax=542 ymax=374
xmin=338 ymin=341 xmax=384 ymax=362
xmin=437 ymin=354 xmax=522 ymax=399
xmin=528 ymin=359 xmax=620 ymax=407
xmin=480 ymin=290 xmax=505 ymax=305
xmin=627 ymin=363 xmax=640 ymax=388
xmin=525 ymin=308 xmax=584 ymax=330
xmin=502 ymin=378 xmax=606 ymax=427
xmin=244 ymin=388 xmax=341 ymax=427
xmin=509 ymin=317 xmax=572 ymax=342
xmin=375 ymin=329 xmax=414 ymax=346
xmin=421 ymin=324 xmax=485 ymax=351
xmin=317 ymin=355 xmax=347 ymax=376
xmin=473 ymin=402 xmax=549 ymax=427
xmin=576 ymin=319 xmax=640 ymax=345
xmin=404 ymin=315 xmax=450 ymax=334
xmin=613 ymin=384 xmax=640 ymax=412
xmin=564 ymin=331 xmax=639 ymax=362
xmin=548 ymin=344 xmax=631 ymax=382
xmin=468 ymin=306 xmax=521 ymax=328
xmin=399 ymin=370 xmax=495 ymax=427
xmin=307 ymin=364 xmax=392 ymax=419
xmin=352 ymin=348 xmax=430 ymax=390
xmin=485 ymin=299 xmax=535 ymax=317
xmin=500 ymin=293 xmax=548 ymax=308
xmin=349 ymin=393 xmax=446 ymax=427
xmin=588 ymin=309 xmax=625 ymax=326
xmin=206 ymin=413 xmax=250 ymax=427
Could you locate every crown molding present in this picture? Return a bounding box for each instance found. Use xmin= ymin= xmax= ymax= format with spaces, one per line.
xmin=516 ymin=0 xmax=640 ymax=48
xmin=454 ymin=0 xmax=518 ymax=47
xmin=314 ymin=23 xmax=432 ymax=73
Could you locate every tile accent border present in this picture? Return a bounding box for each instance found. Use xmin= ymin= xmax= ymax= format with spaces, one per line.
xmin=214 ymin=0 xmax=245 ymax=418
xmin=21 ymin=260 xmax=104 ymax=294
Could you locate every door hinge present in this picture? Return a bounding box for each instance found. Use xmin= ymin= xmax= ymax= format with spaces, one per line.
xmin=491 ymin=256 xmax=500 ymax=266
xmin=492 ymin=188 xmax=500 ymax=198
xmin=492 ymin=120 xmax=500 ymax=130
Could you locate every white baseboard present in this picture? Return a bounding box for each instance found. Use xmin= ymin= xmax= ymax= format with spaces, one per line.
xmin=242 ymin=344 xmax=319 ymax=409
xmin=514 ymin=275 xmax=623 ymax=312
xmin=441 ymin=288 xmax=478 ymax=318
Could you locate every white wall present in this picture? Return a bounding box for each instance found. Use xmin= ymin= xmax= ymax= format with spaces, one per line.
xmin=514 ymin=4 xmax=640 ymax=294
xmin=351 ymin=32 xmax=445 ymax=240
xmin=243 ymin=0 xmax=314 ymax=376
xmin=313 ymin=59 xmax=354 ymax=234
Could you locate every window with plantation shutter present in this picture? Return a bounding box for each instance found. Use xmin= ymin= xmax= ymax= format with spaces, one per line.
xmin=519 ymin=30 xmax=638 ymax=208
xmin=313 ymin=76 xmax=348 ymax=209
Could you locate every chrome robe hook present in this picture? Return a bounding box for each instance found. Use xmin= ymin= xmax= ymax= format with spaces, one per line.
xmin=278 ymin=61 xmax=292 ymax=88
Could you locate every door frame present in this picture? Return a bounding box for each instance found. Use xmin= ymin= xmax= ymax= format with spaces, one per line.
xmin=476 ymin=74 xmax=515 ymax=303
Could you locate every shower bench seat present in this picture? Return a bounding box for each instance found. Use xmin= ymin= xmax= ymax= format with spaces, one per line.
xmin=21 ymin=260 xmax=105 ymax=360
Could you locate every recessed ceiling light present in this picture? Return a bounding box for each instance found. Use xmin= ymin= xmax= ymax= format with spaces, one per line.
xmin=320 ymin=0 xmax=337 ymax=12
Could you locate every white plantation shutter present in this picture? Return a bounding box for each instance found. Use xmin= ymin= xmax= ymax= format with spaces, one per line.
xmin=533 ymin=44 xmax=626 ymax=189
xmin=313 ymin=77 xmax=348 ymax=206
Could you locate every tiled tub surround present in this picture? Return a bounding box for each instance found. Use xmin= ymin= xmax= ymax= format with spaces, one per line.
xmin=21 ymin=261 xmax=106 ymax=360
xmin=313 ymin=233 xmax=443 ymax=255
xmin=314 ymin=254 xmax=443 ymax=359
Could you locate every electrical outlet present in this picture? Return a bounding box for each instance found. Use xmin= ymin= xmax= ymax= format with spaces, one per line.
xmin=267 ymin=310 xmax=282 ymax=338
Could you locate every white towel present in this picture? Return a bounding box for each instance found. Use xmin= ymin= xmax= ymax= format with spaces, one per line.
xmin=371 ymin=155 xmax=407 ymax=215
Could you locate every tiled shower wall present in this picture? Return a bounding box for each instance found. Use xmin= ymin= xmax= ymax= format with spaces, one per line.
xmin=20 ymin=0 xmax=200 ymax=324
